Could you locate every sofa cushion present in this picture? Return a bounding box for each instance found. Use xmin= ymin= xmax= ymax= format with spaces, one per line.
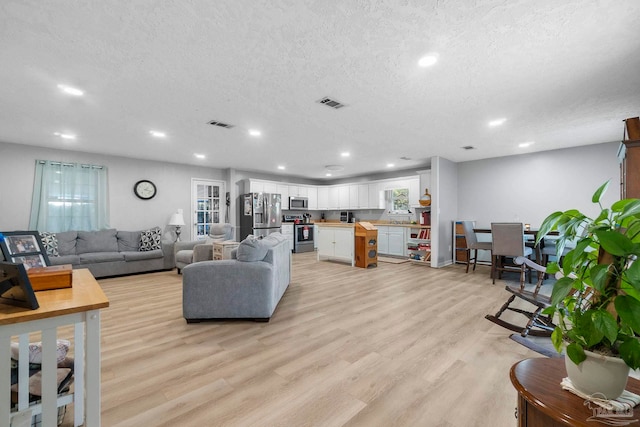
xmin=122 ymin=249 xmax=163 ymax=261
xmin=117 ymin=230 xmax=141 ymax=252
xmin=49 ymin=255 xmax=80 ymax=266
xmin=56 ymin=231 xmax=78 ymax=256
xmin=236 ymin=236 xmax=269 ymax=262
xmin=140 ymin=227 xmax=162 ymax=251
xmin=78 ymin=252 xmax=124 ymax=264
xmin=39 ymin=232 xmax=59 ymax=257
xmin=76 ymin=229 xmax=118 ymax=254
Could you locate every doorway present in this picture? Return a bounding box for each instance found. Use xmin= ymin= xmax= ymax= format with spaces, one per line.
xmin=191 ymin=179 xmax=225 ymax=240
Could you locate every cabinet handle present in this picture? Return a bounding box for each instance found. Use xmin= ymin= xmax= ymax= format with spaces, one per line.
xmin=514 ymin=407 xmax=518 ymax=419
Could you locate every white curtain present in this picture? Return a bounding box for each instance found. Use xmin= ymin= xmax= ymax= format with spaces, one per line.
xmin=28 ymin=160 xmax=109 ymax=232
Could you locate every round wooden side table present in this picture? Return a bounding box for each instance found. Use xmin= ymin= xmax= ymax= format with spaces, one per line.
xmin=510 ymin=357 xmax=640 ymax=426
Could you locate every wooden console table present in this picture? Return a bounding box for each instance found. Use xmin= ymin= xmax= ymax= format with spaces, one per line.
xmin=511 ymin=357 xmax=640 ymax=426
xmin=0 ymin=268 xmax=109 ymax=427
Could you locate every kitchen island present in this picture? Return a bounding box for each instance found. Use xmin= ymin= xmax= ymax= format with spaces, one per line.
xmin=316 ymin=223 xmax=355 ymax=266
xmin=316 ymin=222 xmax=431 ymax=266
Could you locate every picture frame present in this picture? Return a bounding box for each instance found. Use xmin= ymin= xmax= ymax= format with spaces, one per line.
xmin=0 ymin=231 xmax=50 ymax=270
xmin=0 ymin=261 xmax=39 ymax=310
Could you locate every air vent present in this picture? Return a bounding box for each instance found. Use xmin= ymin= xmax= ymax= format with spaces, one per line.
xmin=207 ymin=120 xmax=234 ymax=129
xmin=461 ymin=146 xmax=476 ymax=150
xmin=399 ymin=156 xmax=412 ymax=161
xmin=317 ymin=97 xmax=346 ymax=109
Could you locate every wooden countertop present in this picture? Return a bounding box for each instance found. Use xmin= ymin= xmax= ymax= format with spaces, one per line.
xmin=0 ymin=268 xmax=110 ymax=326
xmin=316 ymin=222 xmax=430 ymax=228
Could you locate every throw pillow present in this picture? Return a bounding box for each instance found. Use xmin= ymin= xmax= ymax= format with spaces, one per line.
xmin=236 ymin=236 xmax=268 ymax=262
xmin=10 ymin=339 xmax=70 ymax=364
xmin=39 ymin=232 xmax=59 ymax=257
xmin=140 ymin=227 xmax=162 ymax=251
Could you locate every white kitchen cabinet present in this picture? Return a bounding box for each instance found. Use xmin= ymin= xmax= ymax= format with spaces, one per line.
xmin=317 ymin=187 xmax=329 ymax=209
xmin=349 ymin=185 xmax=359 ymax=209
xmin=377 ymin=225 xmax=406 ymax=256
xmin=357 ymin=184 xmax=369 ymax=208
xmin=369 ymin=183 xmax=381 ymax=209
xmin=307 ymin=186 xmax=318 ymax=209
xmin=277 ymin=184 xmax=289 ymax=206
xmin=317 ymin=226 xmax=354 ymax=266
xmin=249 ymin=180 xmax=265 ymax=193
xmin=297 ymin=186 xmax=308 ymax=197
xmin=328 ymin=186 xmax=340 ymax=209
xmin=281 ymin=223 xmax=294 ymax=252
xmin=314 ymin=224 xmax=318 ymax=249
xmin=289 ymin=185 xmax=299 ymax=197
xmin=263 ymin=182 xmax=278 ymax=193
xmin=338 ymin=185 xmax=350 ymax=209
xmin=408 ymin=177 xmax=421 ymax=207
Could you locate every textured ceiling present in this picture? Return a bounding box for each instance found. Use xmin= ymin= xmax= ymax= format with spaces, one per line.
xmin=1 ymin=0 xmax=639 ymax=180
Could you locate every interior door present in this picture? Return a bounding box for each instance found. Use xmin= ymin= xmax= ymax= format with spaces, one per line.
xmin=191 ymin=179 xmax=225 ymax=240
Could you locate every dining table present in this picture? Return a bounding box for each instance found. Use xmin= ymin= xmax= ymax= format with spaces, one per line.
xmin=473 ymin=227 xmax=559 ymax=278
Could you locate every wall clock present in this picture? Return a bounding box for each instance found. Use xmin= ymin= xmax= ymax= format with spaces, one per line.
xmin=134 ymin=180 xmax=157 ymax=200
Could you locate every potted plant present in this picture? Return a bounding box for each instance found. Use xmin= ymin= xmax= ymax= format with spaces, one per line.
xmin=536 ymin=180 xmax=640 ymax=399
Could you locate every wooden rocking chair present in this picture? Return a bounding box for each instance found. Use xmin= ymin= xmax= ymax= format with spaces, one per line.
xmin=485 ymin=256 xmax=556 ymax=337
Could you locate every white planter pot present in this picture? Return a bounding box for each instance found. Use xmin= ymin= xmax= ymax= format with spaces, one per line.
xmin=565 ymin=349 xmax=630 ymax=400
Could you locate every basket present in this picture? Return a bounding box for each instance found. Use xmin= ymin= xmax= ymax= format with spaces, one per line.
xmin=419 ymin=188 xmax=431 ymax=206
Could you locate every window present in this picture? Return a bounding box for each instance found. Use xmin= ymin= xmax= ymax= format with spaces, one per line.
xmin=391 ymin=188 xmax=409 ymax=212
xmin=29 ymin=160 xmax=109 ymax=232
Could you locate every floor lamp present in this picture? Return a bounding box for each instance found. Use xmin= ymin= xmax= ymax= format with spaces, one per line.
xmin=169 ymin=209 xmax=186 ymax=241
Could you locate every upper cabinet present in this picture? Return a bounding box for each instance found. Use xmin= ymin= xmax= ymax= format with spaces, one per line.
xmin=245 ymin=174 xmax=426 ymax=211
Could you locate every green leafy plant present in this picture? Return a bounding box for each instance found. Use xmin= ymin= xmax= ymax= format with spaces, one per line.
xmin=536 ymin=181 xmax=640 ymax=369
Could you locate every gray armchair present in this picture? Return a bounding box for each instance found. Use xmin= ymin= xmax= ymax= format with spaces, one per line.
xmin=174 ymin=223 xmax=233 ymax=273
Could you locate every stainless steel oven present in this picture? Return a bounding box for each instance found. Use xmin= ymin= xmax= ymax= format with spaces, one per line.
xmin=293 ymin=223 xmax=314 ymax=253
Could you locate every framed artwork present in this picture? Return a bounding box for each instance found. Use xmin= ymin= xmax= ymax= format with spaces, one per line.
xmin=0 ymin=261 xmax=39 ymax=309
xmin=0 ymin=231 xmax=50 ymax=270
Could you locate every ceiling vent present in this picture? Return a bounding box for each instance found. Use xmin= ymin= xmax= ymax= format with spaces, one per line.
xmin=317 ymin=97 xmax=346 ymax=109
xmin=461 ymin=146 xmax=476 ymax=150
xmin=207 ymin=120 xmax=234 ymax=129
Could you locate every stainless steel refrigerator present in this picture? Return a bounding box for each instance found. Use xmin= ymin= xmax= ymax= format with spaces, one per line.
xmin=239 ymin=193 xmax=282 ymax=240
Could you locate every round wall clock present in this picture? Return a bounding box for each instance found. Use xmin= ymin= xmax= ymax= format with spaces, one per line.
xmin=134 ymin=180 xmax=157 ymax=200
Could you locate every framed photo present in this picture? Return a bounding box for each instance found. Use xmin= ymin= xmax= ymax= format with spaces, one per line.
xmin=0 ymin=231 xmax=50 ymax=269
xmin=0 ymin=261 xmax=39 ymax=309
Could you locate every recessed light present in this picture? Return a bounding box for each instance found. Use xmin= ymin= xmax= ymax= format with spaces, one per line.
xmin=277 ymin=165 xmax=285 ymax=170
xmin=519 ymin=141 xmax=535 ymax=148
xmin=149 ymin=130 xmax=166 ymax=138
xmin=248 ymin=129 xmax=261 ymax=137
xmin=488 ymin=118 xmax=507 ymax=127
xmin=325 ymin=173 xmax=332 ymax=177
xmin=53 ymin=132 xmax=76 ymax=140
xmin=386 ymin=163 xmax=395 ymax=168
xmin=418 ymin=54 xmax=438 ymax=67
xmin=57 ymin=84 xmax=84 ymax=96
xmin=194 ymin=153 xmax=206 ymax=159
xmin=341 ymin=152 xmax=350 ymax=157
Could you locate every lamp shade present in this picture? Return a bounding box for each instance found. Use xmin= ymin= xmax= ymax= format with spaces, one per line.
xmin=169 ymin=212 xmax=185 ymax=226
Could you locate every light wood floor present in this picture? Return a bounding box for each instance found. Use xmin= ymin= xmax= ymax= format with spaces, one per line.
xmin=58 ymin=253 xmax=543 ymax=427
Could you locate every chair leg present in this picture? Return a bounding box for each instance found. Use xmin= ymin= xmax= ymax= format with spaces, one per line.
xmin=473 ymin=249 xmax=478 ymax=271
xmin=465 ymin=248 xmax=471 ymax=273
xmin=492 ymin=255 xmax=497 ymax=284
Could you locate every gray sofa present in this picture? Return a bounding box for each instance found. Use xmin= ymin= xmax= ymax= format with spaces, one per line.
xmin=182 ymin=233 xmax=291 ymax=322
xmin=44 ymin=228 xmax=175 ymax=278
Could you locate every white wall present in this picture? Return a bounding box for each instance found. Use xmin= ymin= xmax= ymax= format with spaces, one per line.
xmin=431 ymin=157 xmax=458 ymax=267
xmin=456 ymin=142 xmax=620 ymax=229
xmin=0 ymin=141 xmax=226 ymax=236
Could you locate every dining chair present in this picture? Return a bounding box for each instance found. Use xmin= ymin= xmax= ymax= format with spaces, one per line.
xmin=461 ymin=220 xmax=492 ymax=273
xmin=491 ymin=222 xmax=533 ymax=285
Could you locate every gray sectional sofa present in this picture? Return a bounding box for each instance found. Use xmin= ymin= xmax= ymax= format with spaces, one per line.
xmin=182 ymin=233 xmax=291 ymax=322
xmin=45 ymin=228 xmax=175 ymax=278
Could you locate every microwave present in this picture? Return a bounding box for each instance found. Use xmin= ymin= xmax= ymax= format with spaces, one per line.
xmin=289 ymin=196 xmax=308 ymax=210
